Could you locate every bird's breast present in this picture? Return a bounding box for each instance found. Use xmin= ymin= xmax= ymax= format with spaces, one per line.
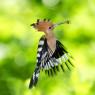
xmin=47 ymin=38 xmax=56 ymax=53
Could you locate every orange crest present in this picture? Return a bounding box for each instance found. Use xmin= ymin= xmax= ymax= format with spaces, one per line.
xmin=31 ymin=19 xmax=54 ymax=32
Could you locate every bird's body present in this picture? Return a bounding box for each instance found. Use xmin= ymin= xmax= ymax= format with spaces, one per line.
xmin=29 ymin=19 xmax=73 ymax=89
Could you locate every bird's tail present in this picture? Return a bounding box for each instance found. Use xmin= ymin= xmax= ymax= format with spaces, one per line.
xmin=29 ymin=67 xmax=40 ymax=89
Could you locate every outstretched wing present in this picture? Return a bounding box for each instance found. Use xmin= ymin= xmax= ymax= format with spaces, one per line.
xmin=40 ymin=40 xmax=74 ymax=76
xmin=29 ymin=36 xmax=74 ymax=88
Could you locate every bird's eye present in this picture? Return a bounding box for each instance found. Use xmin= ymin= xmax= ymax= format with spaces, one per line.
xmin=49 ymin=27 xmax=51 ymax=29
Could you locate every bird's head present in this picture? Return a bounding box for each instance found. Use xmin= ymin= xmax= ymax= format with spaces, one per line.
xmin=30 ymin=19 xmax=70 ymax=33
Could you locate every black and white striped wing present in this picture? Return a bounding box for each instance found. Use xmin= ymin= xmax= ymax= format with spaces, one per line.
xmin=29 ymin=36 xmax=45 ymax=88
xmin=40 ymin=40 xmax=74 ymax=76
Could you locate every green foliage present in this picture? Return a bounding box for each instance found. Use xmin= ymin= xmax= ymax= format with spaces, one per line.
xmin=0 ymin=0 xmax=95 ymax=95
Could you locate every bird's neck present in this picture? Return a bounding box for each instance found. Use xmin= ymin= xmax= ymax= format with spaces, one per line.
xmin=44 ymin=31 xmax=56 ymax=53
xmin=45 ymin=31 xmax=55 ymax=41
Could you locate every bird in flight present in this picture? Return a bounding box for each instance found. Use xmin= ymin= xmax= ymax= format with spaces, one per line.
xmin=29 ymin=19 xmax=74 ymax=89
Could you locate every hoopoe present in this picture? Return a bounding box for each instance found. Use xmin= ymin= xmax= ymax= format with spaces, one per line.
xmin=29 ymin=19 xmax=74 ymax=89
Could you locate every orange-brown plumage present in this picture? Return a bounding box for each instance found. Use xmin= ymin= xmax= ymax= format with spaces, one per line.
xmin=31 ymin=19 xmax=54 ymax=32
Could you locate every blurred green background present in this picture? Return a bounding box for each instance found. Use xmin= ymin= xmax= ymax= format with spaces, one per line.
xmin=0 ymin=0 xmax=95 ymax=95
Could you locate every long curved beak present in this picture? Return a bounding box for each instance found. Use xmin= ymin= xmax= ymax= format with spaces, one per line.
xmin=53 ymin=20 xmax=70 ymax=28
